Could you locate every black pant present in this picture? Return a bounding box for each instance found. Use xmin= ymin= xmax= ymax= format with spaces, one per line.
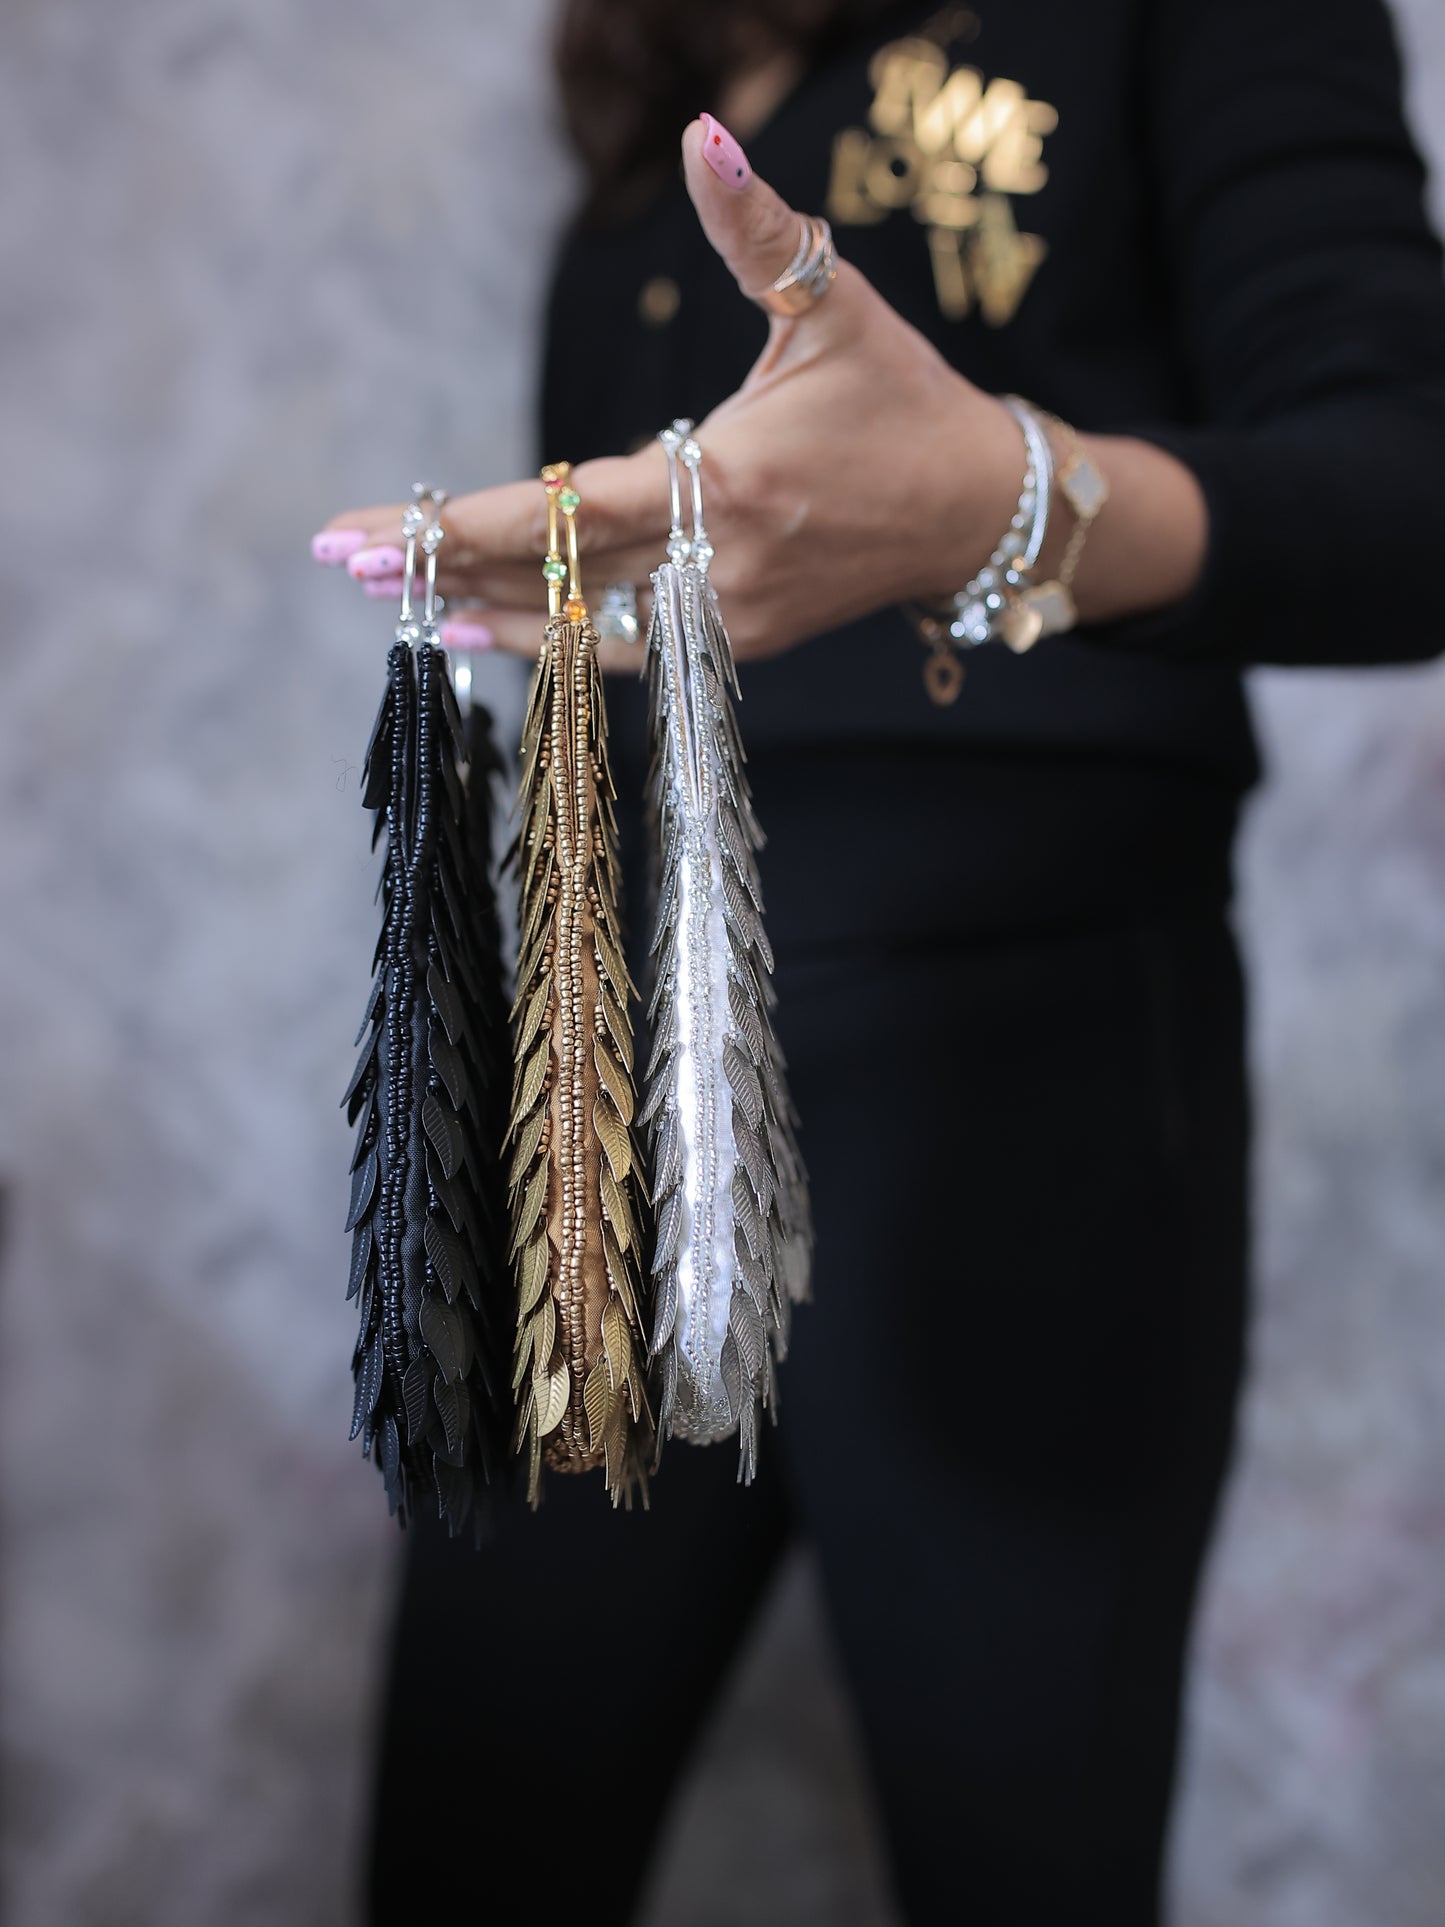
xmin=365 ymin=891 xmax=1249 ymax=1927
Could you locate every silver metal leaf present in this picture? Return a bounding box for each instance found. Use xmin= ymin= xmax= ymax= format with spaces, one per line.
xmin=650 ymin=1266 xmax=679 ymax=1354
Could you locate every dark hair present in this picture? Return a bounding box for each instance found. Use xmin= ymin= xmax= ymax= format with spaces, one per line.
xmin=556 ymin=0 xmax=901 ymax=220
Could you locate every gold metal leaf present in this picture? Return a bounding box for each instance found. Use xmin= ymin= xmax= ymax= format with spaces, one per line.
xmin=594 ymin=921 xmax=636 ymax=1003
xmin=513 ymin=1036 xmax=550 ymax=1119
xmin=600 ymin=1162 xmax=636 ymax=1254
xmin=532 ymin=1294 xmax=556 ymax=1375
xmin=511 ymin=1319 xmax=534 ymax=1393
xmin=593 ymin=1095 xmax=631 ymax=1184
xmin=602 ymin=1297 xmax=632 ymax=1395
xmin=516 ymin=979 xmax=551 ymax=1059
xmin=582 ymin=1357 xmax=610 ymax=1451
xmin=508 ymin=1106 xmax=547 ymax=1191
xmin=599 ymin=980 xmax=633 ymax=1071
xmin=518 ymin=847 xmax=554 ymax=957
xmin=534 ymin=1359 xmax=570 ymax=1437
xmin=517 ymin=1232 xmax=550 ymax=1319
xmin=509 ymin=1158 xmax=549 ymax=1256
xmin=594 ymin=1037 xmax=634 ymax=1125
xmin=602 ymin=1222 xmax=638 ymax=1323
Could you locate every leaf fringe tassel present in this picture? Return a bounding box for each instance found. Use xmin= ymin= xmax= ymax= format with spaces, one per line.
xmin=343 ymin=641 xmax=512 ymax=1540
xmin=505 ymin=615 xmax=654 ymax=1507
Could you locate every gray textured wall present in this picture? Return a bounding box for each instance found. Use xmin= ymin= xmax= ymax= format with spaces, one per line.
xmin=0 ymin=4 xmax=1442 ymax=1923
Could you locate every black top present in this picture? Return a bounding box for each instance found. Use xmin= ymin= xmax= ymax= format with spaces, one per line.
xmin=541 ymin=0 xmax=1445 ymax=948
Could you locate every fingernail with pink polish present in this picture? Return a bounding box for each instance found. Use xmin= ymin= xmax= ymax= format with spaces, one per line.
xmin=361 ymin=574 xmax=427 ymax=600
xmin=440 ymin=619 xmax=494 ymax=650
xmin=699 ymin=113 xmax=750 ymax=190
xmin=311 ymin=529 xmax=368 ymax=564
xmin=348 ymin=545 xmax=407 ymax=579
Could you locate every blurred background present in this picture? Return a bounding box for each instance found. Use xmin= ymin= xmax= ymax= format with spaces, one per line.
xmin=1 ymin=2 xmax=1444 ymax=1922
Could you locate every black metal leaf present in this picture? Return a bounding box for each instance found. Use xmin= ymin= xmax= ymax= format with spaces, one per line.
xmin=433 ymin=1370 xmax=470 ymax=1458
xmin=350 ymin=1331 xmax=382 ymax=1441
xmin=427 ymin=961 xmax=463 ymax=1046
xmin=346 ymin=1221 xmax=372 ymax=1302
xmin=353 ymin=974 xmax=383 ymax=1050
xmin=420 ymin=1291 xmax=464 ymax=1384
xmin=341 ymin=1027 xmax=379 ymax=1117
xmin=349 ymin=1088 xmax=375 ymax=1169
xmin=423 ymin=1215 xmax=460 ymax=1304
xmin=428 ymin=1026 xmax=468 ymax=1114
xmin=421 ymin=1089 xmax=461 ymax=1180
xmin=344 ymin=1144 xmax=378 ymax=1233
xmin=401 ymin=1353 xmax=431 ymax=1445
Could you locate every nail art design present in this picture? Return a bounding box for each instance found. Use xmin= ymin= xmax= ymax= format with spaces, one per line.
xmin=699 ymin=113 xmax=750 ymax=190
xmin=312 ymin=529 xmax=368 ymax=564
xmin=348 ymin=545 xmax=407 ymax=580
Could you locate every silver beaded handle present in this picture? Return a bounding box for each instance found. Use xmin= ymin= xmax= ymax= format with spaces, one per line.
xmin=395 ymin=484 xmax=448 ymax=642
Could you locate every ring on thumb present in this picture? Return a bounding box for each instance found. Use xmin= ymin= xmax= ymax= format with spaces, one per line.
xmin=683 ymin=115 xmax=820 ymax=305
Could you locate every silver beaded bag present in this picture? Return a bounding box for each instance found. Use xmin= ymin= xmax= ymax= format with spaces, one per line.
xmin=640 ymin=423 xmax=813 ymax=1482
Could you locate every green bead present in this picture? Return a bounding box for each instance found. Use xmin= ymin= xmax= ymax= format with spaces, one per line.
xmin=558 ymin=487 xmax=580 ymax=513
xmin=542 ymin=558 xmax=568 ymax=582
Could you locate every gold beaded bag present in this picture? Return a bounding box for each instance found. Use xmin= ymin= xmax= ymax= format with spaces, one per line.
xmin=504 ymin=466 xmax=655 ymax=1506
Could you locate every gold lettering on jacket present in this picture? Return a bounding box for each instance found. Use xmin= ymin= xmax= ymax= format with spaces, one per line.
xmin=827 ymin=36 xmax=1057 ymax=325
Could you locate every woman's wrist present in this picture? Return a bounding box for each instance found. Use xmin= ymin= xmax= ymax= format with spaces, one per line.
xmin=919 ymin=394 xmax=1209 ymax=630
xmin=1057 ymin=431 xmax=1207 ymax=624
xmin=916 ymin=386 xmax=1030 ymax=602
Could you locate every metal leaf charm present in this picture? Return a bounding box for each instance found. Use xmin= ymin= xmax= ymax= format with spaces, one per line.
xmin=594 ymin=1037 xmax=633 ymax=1125
xmin=534 ymin=1359 xmax=570 ymax=1438
xmin=513 ymin=1036 xmax=549 ymax=1120
xmin=345 ymin=1144 xmax=379 ymax=1234
xmin=723 ymin=1040 xmax=764 ymax=1135
xmin=422 ymin=1090 xmax=461 ymax=1181
xmin=433 ymin=1371 xmax=470 ymax=1458
xmin=347 ymin=1221 xmax=372 ymax=1302
xmin=423 ymin=1216 xmax=460 ymax=1305
xmin=427 ymin=961 xmax=464 ymax=1047
xmin=650 ymin=1266 xmax=679 ymax=1354
xmin=594 ymin=1096 xmax=632 ymax=1183
xmin=421 ymin=1294 xmax=464 ymax=1384
xmin=582 ymin=1357 xmax=610 ymax=1451
xmin=402 ymin=1353 xmax=431 ymax=1444
xmin=516 ymin=1232 xmax=549 ymax=1320
xmin=427 ymin=1027 xmax=468 ymax=1114
xmin=515 ymin=979 xmax=551 ymax=1059
xmin=654 ymin=1106 xmax=683 ymax=1199
xmin=653 ymin=1187 xmax=684 ymax=1273
xmin=511 ymin=1158 xmax=549 ymax=1254
xmin=507 ymin=1105 xmax=547 ymax=1191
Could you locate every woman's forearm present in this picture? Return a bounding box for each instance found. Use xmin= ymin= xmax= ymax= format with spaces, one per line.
xmin=1046 ymin=431 xmax=1208 ymax=627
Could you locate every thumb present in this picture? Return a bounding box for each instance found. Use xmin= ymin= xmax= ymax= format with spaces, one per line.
xmin=681 ymin=115 xmax=855 ymax=340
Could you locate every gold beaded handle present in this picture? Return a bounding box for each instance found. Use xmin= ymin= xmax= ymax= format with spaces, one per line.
xmin=541 ymin=463 xmax=589 ymax=622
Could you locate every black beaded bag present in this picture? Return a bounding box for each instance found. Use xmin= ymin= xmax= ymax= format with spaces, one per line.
xmin=341 ymin=486 xmax=511 ymax=1538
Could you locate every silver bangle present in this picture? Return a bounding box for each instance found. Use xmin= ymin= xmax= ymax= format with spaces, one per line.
xmin=950 ymin=396 xmax=1055 ymax=648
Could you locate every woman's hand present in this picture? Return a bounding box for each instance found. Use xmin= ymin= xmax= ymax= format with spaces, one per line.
xmin=313 ymin=115 xmax=1205 ymax=671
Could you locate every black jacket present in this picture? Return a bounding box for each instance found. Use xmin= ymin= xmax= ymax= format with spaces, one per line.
xmin=542 ymin=0 xmax=1445 ymax=945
